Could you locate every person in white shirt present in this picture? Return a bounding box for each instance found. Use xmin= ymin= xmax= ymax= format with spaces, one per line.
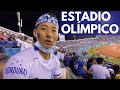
xmin=26 ymin=38 xmax=33 ymax=48
xmin=16 ymin=37 xmax=23 ymax=48
xmin=56 ymin=50 xmax=61 ymax=60
xmin=89 ymin=57 xmax=111 ymax=79
xmin=3 ymin=12 xmax=69 ymax=79
xmin=60 ymin=51 xmax=65 ymax=62
xmin=20 ymin=41 xmax=29 ymax=51
xmin=20 ymin=36 xmax=31 ymax=51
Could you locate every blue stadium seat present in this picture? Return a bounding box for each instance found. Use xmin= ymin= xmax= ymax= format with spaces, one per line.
xmin=0 ymin=40 xmax=17 ymax=48
xmin=4 ymin=48 xmax=20 ymax=56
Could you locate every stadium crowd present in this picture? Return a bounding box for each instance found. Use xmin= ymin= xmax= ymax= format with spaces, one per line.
xmin=1 ymin=26 xmax=120 ymax=79
xmin=0 ymin=29 xmax=33 ymax=54
xmin=56 ymin=35 xmax=120 ymax=53
xmin=55 ymin=35 xmax=120 ymax=79
xmin=54 ymin=49 xmax=120 ymax=79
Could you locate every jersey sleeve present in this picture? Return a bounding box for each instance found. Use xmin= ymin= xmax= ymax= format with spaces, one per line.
xmin=3 ymin=55 xmax=32 ymax=79
xmin=53 ymin=56 xmax=62 ymax=78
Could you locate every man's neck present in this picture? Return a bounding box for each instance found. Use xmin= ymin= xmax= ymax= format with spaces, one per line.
xmin=98 ymin=63 xmax=104 ymax=66
xmin=39 ymin=50 xmax=50 ymax=60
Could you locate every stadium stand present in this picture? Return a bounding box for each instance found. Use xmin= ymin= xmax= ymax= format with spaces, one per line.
xmin=1 ymin=25 xmax=120 ymax=79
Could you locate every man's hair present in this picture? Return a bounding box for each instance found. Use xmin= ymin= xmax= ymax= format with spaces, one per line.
xmin=33 ymin=11 xmax=59 ymax=42
xmin=96 ymin=57 xmax=104 ymax=64
xmin=24 ymin=36 xmax=28 ymax=41
xmin=88 ymin=57 xmax=95 ymax=63
xmin=73 ymin=52 xmax=76 ymax=56
xmin=69 ymin=53 xmax=72 ymax=56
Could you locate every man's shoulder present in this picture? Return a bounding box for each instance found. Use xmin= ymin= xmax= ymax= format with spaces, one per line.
xmin=51 ymin=53 xmax=60 ymax=64
xmin=17 ymin=47 xmax=34 ymax=54
xmin=5 ymin=47 xmax=35 ymax=68
xmin=90 ymin=64 xmax=97 ymax=68
xmin=10 ymin=47 xmax=34 ymax=61
xmin=52 ymin=53 xmax=59 ymax=60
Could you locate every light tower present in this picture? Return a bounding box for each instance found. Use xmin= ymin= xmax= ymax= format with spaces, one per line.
xmin=16 ymin=11 xmax=22 ymax=33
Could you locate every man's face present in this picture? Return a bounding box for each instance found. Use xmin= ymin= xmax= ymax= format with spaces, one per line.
xmin=34 ymin=22 xmax=58 ymax=49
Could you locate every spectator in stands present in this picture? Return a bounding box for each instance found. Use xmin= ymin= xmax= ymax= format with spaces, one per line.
xmin=73 ymin=57 xmax=88 ymax=79
xmin=20 ymin=36 xmax=30 ymax=51
xmin=3 ymin=12 xmax=70 ymax=79
xmin=56 ymin=49 xmax=62 ymax=60
xmin=7 ymin=34 xmax=17 ymax=48
xmin=53 ymin=49 xmax=58 ymax=55
xmin=86 ymin=57 xmax=96 ymax=79
xmin=15 ymin=36 xmax=23 ymax=48
xmin=0 ymin=31 xmax=8 ymax=41
xmin=69 ymin=52 xmax=80 ymax=73
xmin=112 ymin=64 xmax=120 ymax=79
xmin=8 ymin=34 xmax=16 ymax=42
xmin=60 ymin=50 xmax=65 ymax=62
xmin=104 ymin=62 xmax=114 ymax=79
xmin=64 ymin=53 xmax=72 ymax=67
xmin=87 ymin=57 xmax=96 ymax=70
xmin=25 ymin=37 xmax=33 ymax=48
xmin=89 ymin=57 xmax=111 ymax=79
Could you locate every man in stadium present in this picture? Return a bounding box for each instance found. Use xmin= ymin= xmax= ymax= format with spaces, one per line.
xmin=3 ymin=12 xmax=70 ymax=79
xmin=89 ymin=57 xmax=111 ymax=79
xmin=69 ymin=52 xmax=80 ymax=73
xmin=73 ymin=57 xmax=88 ymax=79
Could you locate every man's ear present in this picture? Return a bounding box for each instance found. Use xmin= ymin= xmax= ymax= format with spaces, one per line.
xmin=33 ymin=29 xmax=37 ymax=39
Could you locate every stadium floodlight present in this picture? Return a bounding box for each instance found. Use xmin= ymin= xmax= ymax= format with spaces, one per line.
xmin=16 ymin=11 xmax=22 ymax=33
xmin=21 ymin=19 xmax=22 ymax=27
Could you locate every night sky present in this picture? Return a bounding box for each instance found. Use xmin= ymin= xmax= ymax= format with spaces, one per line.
xmin=0 ymin=11 xmax=60 ymax=37
xmin=0 ymin=11 xmax=96 ymax=40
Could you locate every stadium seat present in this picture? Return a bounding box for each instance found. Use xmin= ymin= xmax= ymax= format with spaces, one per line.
xmin=4 ymin=48 xmax=20 ymax=57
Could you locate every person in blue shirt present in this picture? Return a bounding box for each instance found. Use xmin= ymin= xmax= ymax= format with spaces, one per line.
xmin=73 ymin=57 xmax=87 ymax=78
xmin=69 ymin=52 xmax=80 ymax=72
xmin=64 ymin=53 xmax=72 ymax=67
